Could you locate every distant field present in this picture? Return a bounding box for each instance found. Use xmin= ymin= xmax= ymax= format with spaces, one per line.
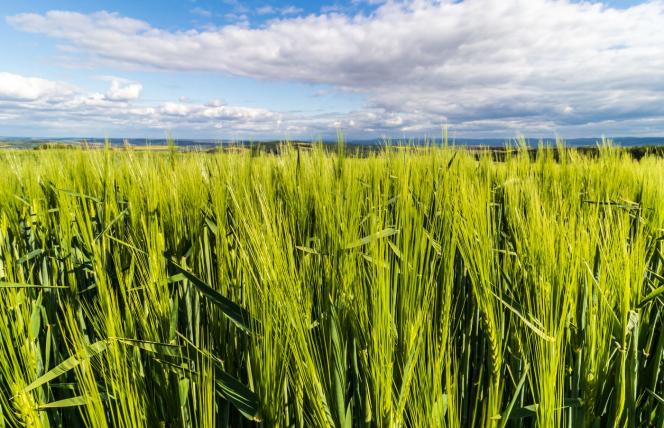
xmin=2 ymin=137 xmax=664 ymax=159
xmin=0 ymin=145 xmax=662 ymax=427
xmin=2 ymin=135 xmax=664 ymax=148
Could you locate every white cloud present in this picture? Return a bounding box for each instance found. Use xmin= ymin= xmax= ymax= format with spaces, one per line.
xmin=0 ymin=72 xmax=75 ymax=101
xmin=105 ymin=78 xmax=143 ymax=101
xmin=0 ymin=72 xmax=289 ymax=136
xmin=0 ymin=72 xmax=429 ymax=138
xmin=6 ymin=1 xmax=664 ymax=136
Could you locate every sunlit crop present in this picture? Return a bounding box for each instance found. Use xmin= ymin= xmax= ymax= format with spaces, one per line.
xmin=0 ymin=141 xmax=662 ymax=427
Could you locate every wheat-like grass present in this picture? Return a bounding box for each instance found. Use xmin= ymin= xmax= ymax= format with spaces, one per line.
xmin=0 ymin=141 xmax=662 ymax=427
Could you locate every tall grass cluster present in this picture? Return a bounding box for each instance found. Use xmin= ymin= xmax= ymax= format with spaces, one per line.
xmin=0 ymin=143 xmax=662 ymax=427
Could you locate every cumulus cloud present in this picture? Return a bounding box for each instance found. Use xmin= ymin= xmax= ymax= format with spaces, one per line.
xmin=0 ymin=72 xmax=304 ymax=136
xmin=104 ymin=78 xmax=143 ymax=101
xmin=6 ymin=1 xmax=664 ymax=136
xmin=4 ymin=70 xmax=662 ymax=138
xmin=0 ymin=72 xmax=75 ymax=101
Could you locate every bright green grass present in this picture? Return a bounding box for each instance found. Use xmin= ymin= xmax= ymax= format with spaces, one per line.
xmin=0 ymin=143 xmax=662 ymax=427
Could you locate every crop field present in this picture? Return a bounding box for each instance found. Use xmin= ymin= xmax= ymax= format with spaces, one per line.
xmin=0 ymin=143 xmax=662 ymax=427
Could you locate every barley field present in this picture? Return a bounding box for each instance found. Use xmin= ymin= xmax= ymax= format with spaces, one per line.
xmin=0 ymin=143 xmax=662 ymax=427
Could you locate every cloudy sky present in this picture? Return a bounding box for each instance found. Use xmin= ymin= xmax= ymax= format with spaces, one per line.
xmin=0 ymin=0 xmax=662 ymax=139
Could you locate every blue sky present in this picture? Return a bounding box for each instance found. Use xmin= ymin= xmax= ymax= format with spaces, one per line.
xmin=0 ymin=0 xmax=662 ymax=139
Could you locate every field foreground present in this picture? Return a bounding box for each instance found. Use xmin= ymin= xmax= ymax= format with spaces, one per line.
xmin=0 ymin=145 xmax=663 ymax=427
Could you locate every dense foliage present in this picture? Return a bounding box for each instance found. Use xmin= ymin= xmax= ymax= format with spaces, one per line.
xmin=0 ymin=143 xmax=662 ymax=427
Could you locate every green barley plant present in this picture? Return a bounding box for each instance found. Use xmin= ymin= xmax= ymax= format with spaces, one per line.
xmin=0 ymin=140 xmax=662 ymax=427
